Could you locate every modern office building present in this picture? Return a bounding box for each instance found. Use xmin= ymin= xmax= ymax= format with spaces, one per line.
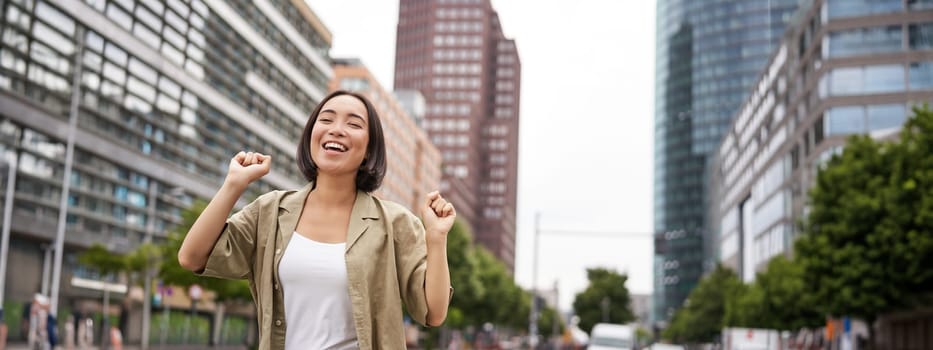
xmin=630 ymin=294 xmax=652 ymax=331
xmin=652 ymin=0 xmax=800 ymax=322
xmin=711 ymin=0 xmax=933 ymax=282
xmin=0 ymin=0 xmax=336 ymax=344
xmin=394 ymin=0 xmax=521 ymax=272
xmin=330 ymin=58 xmax=442 ymax=212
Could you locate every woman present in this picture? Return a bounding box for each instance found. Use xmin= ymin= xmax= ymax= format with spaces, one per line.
xmin=178 ymin=90 xmax=454 ymax=349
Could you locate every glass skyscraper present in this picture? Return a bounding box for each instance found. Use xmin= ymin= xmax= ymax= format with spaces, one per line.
xmin=653 ymin=0 xmax=799 ymax=323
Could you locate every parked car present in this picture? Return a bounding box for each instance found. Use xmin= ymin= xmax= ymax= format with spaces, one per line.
xmin=588 ymin=323 xmax=634 ymax=350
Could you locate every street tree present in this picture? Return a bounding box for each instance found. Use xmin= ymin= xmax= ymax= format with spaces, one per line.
xmin=663 ymin=265 xmax=743 ymax=344
xmin=795 ymin=105 xmax=933 ymax=345
xmin=78 ymin=244 xmax=127 ymax=277
xmin=572 ymin=267 xmax=634 ymax=334
xmin=444 ymin=219 xmax=485 ymax=328
xmin=470 ymin=247 xmax=530 ymax=329
xmin=724 ymin=256 xmax=822 ymax=330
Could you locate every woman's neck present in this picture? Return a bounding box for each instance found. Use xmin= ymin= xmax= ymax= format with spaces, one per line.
xmin=310 ymin=174 xmax=357 ymax=205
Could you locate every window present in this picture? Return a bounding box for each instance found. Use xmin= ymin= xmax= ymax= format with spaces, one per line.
xmin=867 ymin=104 xmax=906 ymax=131
xmin=828 ymin=64 xmax=905 ymax=95
xmin=133 ymin=24 xmax=161 ymax=49
xmin=910 ymin=62 xmax=933 ymax=90
xmin=909 ymin=0 xmax=933 ymax=10
xmin=339 ymin=77 xmax=369 ymax=91
xmin=33 ymin=24 xmax=74 ymax=57
xmin=828 ymin=0 xmax=901 ymax=19
xmin=828 ymin=26 xmax=902 ymax=57
xmin=826 ymin=106 xmax=864 ymax=135
xmin=864 ymin=65 xmax=905 ymax=94
xmin=104 ymin=43 xmax=128 ymax=66
xmin=128 ymin=58 xmax=158 ymax=84
xmin=105 ymin=3 xmax=133 ymax=31
xmin=829 ymin=67 xmax=862 ymax=95
xmin=102 ymin=62 xmax=126 ymax=84
xmin=909 ymin=23 xmax=933 ymax=50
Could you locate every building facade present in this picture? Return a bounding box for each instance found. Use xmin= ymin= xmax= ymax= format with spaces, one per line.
xmin=711 ymin=0 xmax=933 ymax=281
xmin=653 ymin=0 xmax=800 ymax=322
xmin=394 ymin=0 xmax=521 ymax=272
xmin=0 ymin=0 xmax=334 ymax=344
xmin=330 ymin=58 xmax=442 ymax=212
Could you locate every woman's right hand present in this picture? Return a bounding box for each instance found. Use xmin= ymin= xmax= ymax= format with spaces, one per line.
xmin=225 ymin=151 xmax=271 ymax=189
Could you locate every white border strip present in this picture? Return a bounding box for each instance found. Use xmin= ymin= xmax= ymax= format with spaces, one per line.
xmin=253 ymin=0 xmax=334 ymax=80
xmin=206 ymin=0 xmax=326 ymax=102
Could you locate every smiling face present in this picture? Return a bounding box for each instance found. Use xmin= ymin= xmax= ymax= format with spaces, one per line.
xmin=308 ymin=94 xmax=370 ymax=177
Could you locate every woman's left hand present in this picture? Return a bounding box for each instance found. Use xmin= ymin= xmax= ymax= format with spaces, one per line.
xmin=422 ymin=191 xmax=456 ymax=244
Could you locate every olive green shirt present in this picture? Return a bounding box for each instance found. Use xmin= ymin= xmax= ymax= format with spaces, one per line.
xmin=198 ymin=183 xmax=444 ymax=349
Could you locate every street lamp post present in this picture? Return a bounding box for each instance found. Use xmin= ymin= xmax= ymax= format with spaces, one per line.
xmin=0 ymin=153 xmax=18 ymax=348
xmin=50 ymin=26 xmax=85 ymax=317
xmin=141 ymin=183 xmax=159 ymax=350
xmin=529 ymin=212 xmax=540 ymax=347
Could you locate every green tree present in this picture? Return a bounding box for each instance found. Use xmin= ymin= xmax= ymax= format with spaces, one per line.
xmin=537 ymin=305 xmax=565 ymax=339
xmin=444 ymin=220 xmax=484 ymax=328
xmin=663 ymin=265 xmax=743 ymax=344
xmin=469 ymin=247 xmax=530 ymax=329
xmin=572 ymin=267 xmax=634 ymax=334
xmin=795 ymin=105 xmax=933 ymax=346
xmin=724 ymin=256 xmax=822 ymax=330
xmin=125 ymin=243 xmax=159 ymax=283
xmin=78 ymin=244 xmax=127 ymax=276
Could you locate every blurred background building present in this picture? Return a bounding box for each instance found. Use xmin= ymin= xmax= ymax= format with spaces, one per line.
xmin=630 ymin=293 xmax=652 ymax=331
xmin=710 ymin=0 xmax=933 ymax=281
xmin=652 ymin=0 xmax=800 ymax=324
xmin=394 ymin=0 xmax=522 ymax=272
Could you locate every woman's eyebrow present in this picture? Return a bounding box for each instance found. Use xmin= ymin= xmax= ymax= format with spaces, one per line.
xmin=319 ymin=109 xmax=367 ymax=123
xmin=348 ymin=113 xmax=367 ymax=123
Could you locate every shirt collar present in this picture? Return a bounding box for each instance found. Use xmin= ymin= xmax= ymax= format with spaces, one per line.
xmin=277 ymin=182 xmax=380 ymax=252
xmin=278 ymin=182 xmax=379 ymax=220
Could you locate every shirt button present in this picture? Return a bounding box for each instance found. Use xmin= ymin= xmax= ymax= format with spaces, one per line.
xmin=276 ymin=249 xmax=282 ymax=254
xmin=275 ymin=319 xmax=282 ymax=326
xmin=274 ymin=284 xmax=279 ymax=290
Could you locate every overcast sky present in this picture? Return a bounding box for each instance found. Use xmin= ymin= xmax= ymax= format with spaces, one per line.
xmin=307 ymin=0 xmax=657 ymax=312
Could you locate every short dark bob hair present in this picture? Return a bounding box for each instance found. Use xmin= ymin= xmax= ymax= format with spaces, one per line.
xmin=296 ymin=90 xmax=387 ymax=192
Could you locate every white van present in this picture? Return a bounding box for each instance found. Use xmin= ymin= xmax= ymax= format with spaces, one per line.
xmin=588 ymin=323 xmax=635 ymax=350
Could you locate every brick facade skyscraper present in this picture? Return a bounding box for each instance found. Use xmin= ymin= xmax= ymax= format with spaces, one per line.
xmin=394 ymin=0 xmax=521 ymax=272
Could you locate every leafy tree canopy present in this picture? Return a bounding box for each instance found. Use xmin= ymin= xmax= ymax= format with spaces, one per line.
xmin=795 ymin=105 xmax=933 ymax=325
xmin=572 ymin=267 xmax=634 ymax=334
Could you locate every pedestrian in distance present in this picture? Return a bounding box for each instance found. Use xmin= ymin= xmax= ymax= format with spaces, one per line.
xmin=178 ymin=90 xmax=455 ymax=350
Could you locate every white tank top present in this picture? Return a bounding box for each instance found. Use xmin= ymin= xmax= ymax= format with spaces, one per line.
xmin=278 ymin=233 xmax=359 ymax=350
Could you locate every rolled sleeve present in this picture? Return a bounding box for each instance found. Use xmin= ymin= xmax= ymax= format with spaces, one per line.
xmin=197 ymin=198 xmax=260 ymax=280
xmin=393 ymin=210 xmax=431 ymax=326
